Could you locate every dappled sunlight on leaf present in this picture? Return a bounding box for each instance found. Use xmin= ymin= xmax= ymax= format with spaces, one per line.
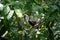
xmin=3 ymin=5 xmax=10 ymax=15
xmin=0 ymin=3 xmax=3 ymax=11
xmin=7 ymin=10 xmax=14 ymax=20
xmin=15 ymin=9 xmax=23 ymax=18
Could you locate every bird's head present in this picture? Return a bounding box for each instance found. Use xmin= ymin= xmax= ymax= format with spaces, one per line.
xmin=23 ymin=14 xmax=29 ymax=17
xmin=23 ymin=13 xmax=30 ymax=21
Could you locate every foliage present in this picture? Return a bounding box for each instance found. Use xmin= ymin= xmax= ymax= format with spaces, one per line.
xmin=0 ymin=0 xmax=60 ymax=40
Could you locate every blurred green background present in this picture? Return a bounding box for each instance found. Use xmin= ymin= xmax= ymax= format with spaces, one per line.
xmin=0 ymin=0 xmax=60 ymax=40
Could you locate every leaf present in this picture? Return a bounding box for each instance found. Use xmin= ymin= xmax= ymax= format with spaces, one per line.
xmin=0 ymin=3 xmax=4 ymax=11
xmin=7 ymin=10 xmax=14 ymax=20
xmin=10 ymin=27 xmax=18 ymax=37
xmin=3 ymin=5 xmax=10 ymax=15
xmin=15 ymin=9 xmax=23 ymax=18
xmin=18 ymin=30 xmax=23 ymax=35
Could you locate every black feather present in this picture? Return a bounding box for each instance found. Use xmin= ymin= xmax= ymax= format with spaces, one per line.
xmin=28 ymin=20 xmax=37 ymax=26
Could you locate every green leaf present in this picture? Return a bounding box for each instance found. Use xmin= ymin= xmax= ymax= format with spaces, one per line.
xmin=7 ymin=10 xmax=14 ymax=20
xmin=0 ymin=3 xmax=4 ymax=11
xmin=15 ymin=9 xmax=23 ymax=18
xmin=18 ymin=30 xmax=23 ymax=35
xmin=3 ymin=5 xmax=10 ymax=15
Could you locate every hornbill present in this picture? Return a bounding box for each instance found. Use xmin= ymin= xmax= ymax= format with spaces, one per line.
xmin=23 ymin=14 xmax=40 ymax=29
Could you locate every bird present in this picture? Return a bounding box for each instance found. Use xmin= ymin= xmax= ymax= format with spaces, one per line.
xmin=23 ymin=14 xmax=40 ymax=29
